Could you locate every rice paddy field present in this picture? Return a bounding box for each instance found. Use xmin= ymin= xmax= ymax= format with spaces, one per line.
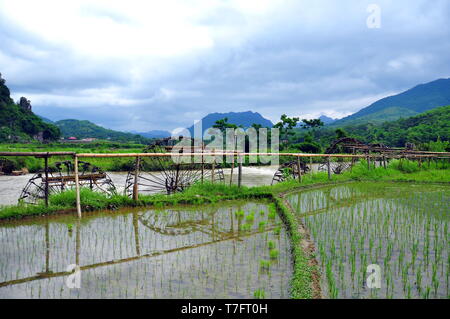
xmin=287 ymin=182 xmax=450 ymax=299
xmin=0 ymin=201 xmax=292 ymax=298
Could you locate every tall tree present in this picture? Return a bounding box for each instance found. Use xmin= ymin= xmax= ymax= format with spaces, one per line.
xmin=274 ymin=114 xmax=300 ymax=143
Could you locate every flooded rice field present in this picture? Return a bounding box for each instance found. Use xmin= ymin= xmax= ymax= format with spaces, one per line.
xmin=288 ymin=183 xmax=450 ymax=299
xmin=0 ymin=201 xmax=292 ymax=298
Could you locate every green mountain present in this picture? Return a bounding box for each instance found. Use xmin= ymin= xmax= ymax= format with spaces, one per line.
xmin=187 ymin=111 xmax=273 ymax=136
xmin=0 ymin=73 xmax=60 ymax=142
xmin=332 ymin=78 xmax=450 ymax=126
xmin=131 ymin=130 xmax=171 ymax=139
xmin=54 ymin=119 xmax=150 ymax=143
xmin=319 ymin=115 xmax=336 ymax=125
xmin=370 ymin=105 xmax=450 ymax=146
xmin=302 ymin=105 xmax=449 ymax=149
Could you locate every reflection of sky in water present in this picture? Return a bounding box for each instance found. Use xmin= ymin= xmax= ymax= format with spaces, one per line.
xmin=0 ymin=201 xmax=292 ymax=298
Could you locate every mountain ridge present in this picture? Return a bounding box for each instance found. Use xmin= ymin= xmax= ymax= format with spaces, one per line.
xmin=332 ymin=78 xmax=450 ymax=126
xmin=54 ymin=119 xmax=150 ymax=143
xmin=187 ymin=111 xmax=273 ymax=136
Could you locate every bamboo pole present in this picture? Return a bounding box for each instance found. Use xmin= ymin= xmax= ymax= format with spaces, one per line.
xmin=327 ymin=156 xmax=331 ymax=180
xmin=350 ymin=148 xmax=355 ymax=172
xmin=201 ymin=147 xmax=204 ymax=184
xmin=297 ymin=156 xmax=302 ymax=183
xmin=74 ymin=155 xmax=81 ymax=218
xmin=211 ymin=148 xmax=215 ymax=183
xmin=44 ymin=155 xmax=49 ymax=207
xmin=229 ymin=154 xmax=235 ymax=186
xmin=132 ymin=156 xmax=140 ymax=201
xmin=238 ymin=154 xmax=243 ymax=188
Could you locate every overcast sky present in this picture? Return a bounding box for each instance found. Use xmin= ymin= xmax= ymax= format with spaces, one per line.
xmin=1 ymin=0 xmax=449 ymax=132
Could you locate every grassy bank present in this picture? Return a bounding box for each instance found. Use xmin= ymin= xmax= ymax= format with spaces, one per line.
xmin=1 ymin=159 xmax=449 ymax=220
xmin=0 ymin=142 xmax=146 ymax=172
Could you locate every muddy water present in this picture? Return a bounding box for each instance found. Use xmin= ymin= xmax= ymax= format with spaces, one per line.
xmin=0 ymin=201 xmax=292 ymax=298
xmin=287 ymin=183 xmax=450 ymax=299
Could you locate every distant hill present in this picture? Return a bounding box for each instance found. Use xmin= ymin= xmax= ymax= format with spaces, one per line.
xmin=187 ymin=111 xmax=273 ymax=135
xmin=37 ymin=115 xmax=54 ymax=124
xmin=374 ymin=105 xmax=450 ymax=146
xmin=308 ymin=105 xmax=449 ymax=149
xmin=319 ymin=115 xmax=336 ymax=125
xmin=131 ymin=130 xmax=171 ymax=139
xmin=332 ymin=78 xmax=450 ymax=126
xmin=55 ymin=119 xmax=149 ymax=143
xmin=0 ymin=73 xmax=60 ymax=142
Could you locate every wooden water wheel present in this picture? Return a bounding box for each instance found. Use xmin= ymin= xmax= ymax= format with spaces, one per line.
xmin=124 ymin=146 xmax=225 ymax=196
xmin=271 ymin=160 xmax=309 ymax=185
xmin=18 ymin=161 xmax=116 ymax=204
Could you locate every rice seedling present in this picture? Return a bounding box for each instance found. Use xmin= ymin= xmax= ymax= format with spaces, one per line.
xmin=260 ymin=260 xmax=271 ymax=271
xmin=269 ymin=249 xmax=279 ymax=260
xmin=235 ymin=210 xmax=245 ymax=219
xmin=253 ymin=289 xmax=265 ymax=299
xmin=245 ymin=212 xmax=255 ymax=223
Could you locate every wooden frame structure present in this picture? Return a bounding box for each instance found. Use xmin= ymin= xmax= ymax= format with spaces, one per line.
xmin=1 ymin=150 xmax=449 ymax=218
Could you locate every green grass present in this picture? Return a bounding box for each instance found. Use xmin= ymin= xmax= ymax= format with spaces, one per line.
xmin=0 ymin=142 xmax=146 ymax=172
xmin=1 ymin=160 xmax=448 ymax=221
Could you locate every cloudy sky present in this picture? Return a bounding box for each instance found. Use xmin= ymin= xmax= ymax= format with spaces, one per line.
xmin=1 ymin=0 xmax=449 ymax=132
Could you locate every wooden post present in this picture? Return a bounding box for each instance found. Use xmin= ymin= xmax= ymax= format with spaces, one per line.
xmin=310 ymin=156 xmax=313 ymax=178
xmin=211 ymin=148 xmax=216 ymax=184
xmin=229 ymin=135 xmax=237 ymax=186
xmin=132 ymin=156 xmax=140 ymax=201
xmin=238 ymin=154 xmax=243 ymax=188
xmin=44 ymin=155 xmax=49 ymax=207
xmin=327 ymin=156 xmax=331 ymax=180
xmin=350 ymin=148 xmax=355 ymax=172
xmin=201 ymin=148 xmax=204 ymax=184
xmin=74 ymin=155 xmax=82 ymax=218
xmin=297 ymin=156 xmax=302 ymax=183
xmin=367 ymin=152 xmax=371 ymax=170
xmin=229 ymin=153 xmax=235 ymax=186
xmin=383 ymin=154 xmax=387 ymax=169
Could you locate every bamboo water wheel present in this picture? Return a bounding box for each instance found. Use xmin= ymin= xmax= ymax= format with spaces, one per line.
xmin=124 ymin=146 xmax=225 ymax=196
xmin=18 ymin=161 xmax=116 ymax=204
xmin=271 ymin=160 xmax=310 ymax=185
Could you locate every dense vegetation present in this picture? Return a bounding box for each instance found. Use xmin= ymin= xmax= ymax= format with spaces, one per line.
xmin=0 ymin=74 xmax=60 ymax=142
xmin=333 ymin=78 xmax=450 ymax=126
xmin=1 ymin=158 xmax=448 ymax=220
xmin=0 ymin=141 xmax=147 ymax=173
xmin=288 ymin=105 xmax=450 ymax=152
xmin=55 ymin=119 xmax=150 ymax=144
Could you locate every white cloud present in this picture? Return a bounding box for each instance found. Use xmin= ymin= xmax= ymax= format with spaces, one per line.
xmin=1 ymin=0 xmax=449 ymax=131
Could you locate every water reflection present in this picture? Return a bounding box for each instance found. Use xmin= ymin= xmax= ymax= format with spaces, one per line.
xmin=0 ymin=201 xmax=292 ymax=298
